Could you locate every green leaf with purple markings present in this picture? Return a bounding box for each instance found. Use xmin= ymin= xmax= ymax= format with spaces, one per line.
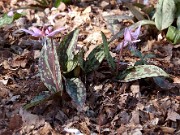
xmin=101 ymin=31 xmax=115 ymax=70
xmin=57 ymin=29 xmax=79 ymax=73
xmin=65 ymin=78 xmax=86 ymax=110
xmin=117 ymin=65 xmax=169 ymax=82
xmin=84 ymin=45 xmax=105 ymax=73
xmin=39 ymin=39 xmax=63 ymax=93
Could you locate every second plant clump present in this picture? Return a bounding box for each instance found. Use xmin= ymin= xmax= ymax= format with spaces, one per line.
xmin=3 ymin=0 xmax=174 ymax=110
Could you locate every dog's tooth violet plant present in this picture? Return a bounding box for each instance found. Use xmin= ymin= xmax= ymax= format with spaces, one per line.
xmin=113 ymin=23 xmax=169 ymax=83
xmin=21 ymin=26 xmax=86 ymax=110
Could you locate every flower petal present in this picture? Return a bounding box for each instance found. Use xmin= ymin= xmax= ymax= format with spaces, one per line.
xmin=7 ymin=11 xmax=14 ymax=17
xmin=45 ymin=26 xmax=53 ymax=35
xmin=116 ymin=40 xmax=128 ymax=51
xmin=124 ymin=28 xmax=132 ymax=42
xmin=47 ymin=27 xmax=66 ymax=37
xmin=31 ymin=27 xmax=43 ymax=37
xmin=131 ymin=25 xmax=141 ymax=40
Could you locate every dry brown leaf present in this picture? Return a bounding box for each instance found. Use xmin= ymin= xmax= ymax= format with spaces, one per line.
xmin=79 ymin=122 xmax=91 ymax=134
xmin=98 ymin=113 xmax=108 ymax=126
xmin=160 ymin=127 xmax=176 ymax=134
xmin=11 ymin=50 xmax=32 ymax=68
xmin=166 ymin=109 xmax=180 ymax=122
xmin=0 ymin=49 xmax=12 ymax=64
xmin=117 ymin=124 xmax=127 ymax=134
xmin=104 ymin=107 xmax=116 ymax=119
xmin=120 ymin=111 xmax=130 ymax=124
xmin=33 ymin=50 xmax=41 ymax=59
xmin=82 ymin=6 xmax=91 ymax=14
xmin=19 ymin=108 xmax=45 ymax=127
xmin=37 ymin=122 xmax=54 ymax=135
xmin=0 ymin=83 xmax=9 ymax=97
xmin=130 ymin=110 xmax=140 ymax=125
xmin=9 ymin=114 xmax=22 ymax=131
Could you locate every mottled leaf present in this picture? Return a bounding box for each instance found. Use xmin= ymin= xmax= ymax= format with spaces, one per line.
xmin=77 ymin=50 xmax=85 ymax=71
xmin=57 ymin=29 xmax=79 ymax=73
xmin=23 ymin=91 xmax=51 ymax=109
xmin=101 ymin=32 xmax=115 ymax=70
xmin=84 ymin=45 xmax=105 ymax=73
xmin=39 ymin=39 xmax=63 ymax=93
xmin=0 ymin=13 xmax=23 ymax=27
xmin=154 ymin=0 xmax=176 ymax=30
xmin=117 ymin=65 xmax=169 ymax=82
xmin=65 ymin=78 xmax=86 ymax=110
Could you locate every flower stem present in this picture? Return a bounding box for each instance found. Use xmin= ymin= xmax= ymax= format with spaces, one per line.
xmin=116 ymin=41 xmax=124 ymax=73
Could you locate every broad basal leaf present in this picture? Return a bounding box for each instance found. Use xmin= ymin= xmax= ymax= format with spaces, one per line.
xmin=117 ymin=65 xmax=169 ymax=82
xmin=57 ymin=29 xmax=79 ymax=73
xmin=65 ymin=78 xmax=86 ymax=110
xmin=23 ymin=91 xmax=51 ymax=109
xmin=39 ymin=39 xmax=63 ymax=93
xmin=84 ymin=45 xmax=105 ymax=73
xmin=101 ymin=32 xmax=115 ymax=70
xmin=154 ymin=0 xmax=176 ymax=30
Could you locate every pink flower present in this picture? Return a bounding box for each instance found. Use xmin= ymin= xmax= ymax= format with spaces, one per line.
xmin=116 ymin=25 xmax=141 ymax=51
xmin=20 ymin=26 xmax=65 ymax=38
xmin=7 ymin=9 xmax=23 ymax=17
xmin=7 ymin=11 xmax=14 ymax=16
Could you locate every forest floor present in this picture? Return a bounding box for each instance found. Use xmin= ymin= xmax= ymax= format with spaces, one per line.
xmin=0 ymin=0 xmax=179 ymax=134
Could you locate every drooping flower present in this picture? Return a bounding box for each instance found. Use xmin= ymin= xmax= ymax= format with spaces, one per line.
xmin=116 ymin=25 xmax=141 ymax=51
xmin=20 ymin=26 xmax=65 ymax=38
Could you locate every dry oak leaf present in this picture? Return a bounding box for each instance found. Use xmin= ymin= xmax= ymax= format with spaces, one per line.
xmin=166 ymin=109 xmax=180 ymax=122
